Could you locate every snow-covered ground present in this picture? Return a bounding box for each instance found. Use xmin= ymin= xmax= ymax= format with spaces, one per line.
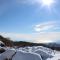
xmin=0 ymin=46 xmax=60 ymax=60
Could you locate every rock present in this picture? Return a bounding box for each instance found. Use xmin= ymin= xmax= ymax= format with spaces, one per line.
xmin=34 ymin=49 xmax=53 ymax=60
xmin=0 ymin=48 xmax=5 ymax=53
xmin=0 ymin=50 xmax=16 ymax=60
xmin=12 ymin=51 xmax=42 ymax=60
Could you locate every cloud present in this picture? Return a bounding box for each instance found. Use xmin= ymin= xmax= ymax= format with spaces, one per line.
xmin=0 ymin=32 xmax=32 ymax=41
xmin=32 ymin=32 xmax=60 ymax=43
xmin=32 ymin=21 xmax=60 ymax=43
xmin=33 ymin=21 xmax=60 ymax=32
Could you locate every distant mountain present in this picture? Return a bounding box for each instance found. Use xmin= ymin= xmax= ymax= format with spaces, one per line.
xmin=44 ymin=42 xmax=60 ymax=51
xmin=0 ymin=35 xmax=60 ymax=51
xmin=54 ymin=40 xmax=60 ymax=44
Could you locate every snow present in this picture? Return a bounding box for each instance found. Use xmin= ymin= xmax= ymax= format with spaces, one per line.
xmin=0 ymin=41 xmax=5 ymax=47
xmin=47 ymin=52 xmax=60 ymax=60
xmin=34 ymin=49 xmax=53 ymax=60
xmin=18 ymin=47 xmax=32 ymax=52
xmin=0 ymin=55 xmax=4 ymax=60
xmin=32 ymin=46 xmax=54 ymax=55
xmin=0 ymin=49 xmax=16 ymax=60
xmin=12 ymin=51 xmax=42 ymax=60
xmin=0 ymin=41 xmax=4 ymax=45
xmin=0 ymin=46 xmax=60 ymax=60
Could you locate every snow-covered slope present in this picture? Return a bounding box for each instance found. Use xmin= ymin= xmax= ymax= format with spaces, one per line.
xmin=0 ymin=49 xmax=16 ymax=60
xmin=34 ymin=49 xmax=53 ymax=60
xmin=0 ymin=55 xmax=4 ymax=60
xmin=0 ymin=46 xmax=60 ymax=60
xmin=47 ymin=51 xmax=60 ymax=60
xmin=12 ymin=51 xmax=42 ymax=60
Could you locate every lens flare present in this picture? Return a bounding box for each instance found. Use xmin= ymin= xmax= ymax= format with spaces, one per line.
xmin=40 ymin=0 xmax=56 ymax=9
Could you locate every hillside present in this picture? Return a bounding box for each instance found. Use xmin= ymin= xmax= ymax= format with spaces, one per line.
xmin=0 ymin=35 xmax=44 ymax=47
xmin=0 ymin=35 xmax=13 ymax=47
xmin=0 ymin=35 xmax=60 ymax=51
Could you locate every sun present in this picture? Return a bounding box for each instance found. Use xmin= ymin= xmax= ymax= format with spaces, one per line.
xmin=40 ymin=0 xmax=55 ymax=9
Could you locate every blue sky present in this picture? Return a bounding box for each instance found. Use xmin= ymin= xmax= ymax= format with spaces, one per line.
xmin=0 ymin=0 xmax=60 ymax=43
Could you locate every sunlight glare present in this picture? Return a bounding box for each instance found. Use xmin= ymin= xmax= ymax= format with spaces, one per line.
xmin=40 ymin=0 xmax=55 ymax=9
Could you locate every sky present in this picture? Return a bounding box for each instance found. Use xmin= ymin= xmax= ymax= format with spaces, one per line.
xmin=0 ymin=0 xmax=60 ymax=43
